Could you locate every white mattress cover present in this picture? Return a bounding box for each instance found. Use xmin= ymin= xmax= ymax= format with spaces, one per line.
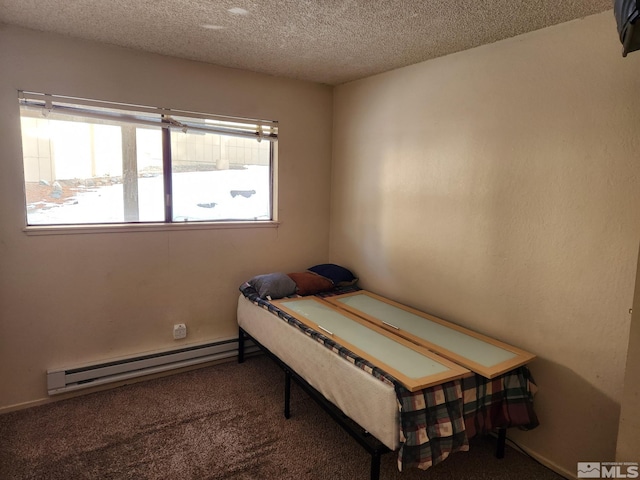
xmin=237 ymin=294 xmax=400 ymax=450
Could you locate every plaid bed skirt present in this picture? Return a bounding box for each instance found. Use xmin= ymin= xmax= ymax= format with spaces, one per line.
xmin=239 ymin=284 xmax=539 ymax=471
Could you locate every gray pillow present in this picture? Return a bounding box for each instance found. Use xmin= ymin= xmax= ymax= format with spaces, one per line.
xmin=248 ymin=272 xmax=297 ymax=300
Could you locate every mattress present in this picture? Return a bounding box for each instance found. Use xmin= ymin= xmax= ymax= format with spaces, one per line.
xmin=237 ymin=293 xmax=400 ymax=450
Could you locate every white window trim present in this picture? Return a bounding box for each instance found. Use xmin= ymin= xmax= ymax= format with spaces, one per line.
xmin=22 ymin=221 xmax=281 ymax=236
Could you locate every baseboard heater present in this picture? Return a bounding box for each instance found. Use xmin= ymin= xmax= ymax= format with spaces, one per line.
xmin=47 ymin=336 xmax=259 ymax=395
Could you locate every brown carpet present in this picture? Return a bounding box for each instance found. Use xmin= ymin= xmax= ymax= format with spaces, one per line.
xmin=0 ymin=355 xmax=563 ymax=480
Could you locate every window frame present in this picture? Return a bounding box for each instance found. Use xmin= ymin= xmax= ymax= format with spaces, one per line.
xmin=18 ymin=91 xmax=279 ymax=234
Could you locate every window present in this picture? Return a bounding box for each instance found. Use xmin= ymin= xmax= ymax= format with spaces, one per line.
xmin=18 ymin=92 xmax=277 ymax=227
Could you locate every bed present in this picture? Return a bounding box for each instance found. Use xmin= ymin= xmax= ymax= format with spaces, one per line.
xmin=236 ymin=268 xmax=538 ymax=479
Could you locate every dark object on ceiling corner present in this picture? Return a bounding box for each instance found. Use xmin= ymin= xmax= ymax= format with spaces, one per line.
xmin=615 ymin=0 xmax=640 ymax=56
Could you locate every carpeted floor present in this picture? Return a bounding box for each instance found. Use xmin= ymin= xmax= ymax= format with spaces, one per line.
xmin=0 ymin=355 xmax=564 ymax=479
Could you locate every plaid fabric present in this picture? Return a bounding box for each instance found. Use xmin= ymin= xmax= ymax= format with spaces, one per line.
xmin=461 ymin=367 xmax=539 ymax=438
xmin=394 ymin=381 xmax=468 ymax=471
xmin=239 ymin=284 xmax=538 ymax=472
xmin=394 ymin=369 xmax=540 ymax=471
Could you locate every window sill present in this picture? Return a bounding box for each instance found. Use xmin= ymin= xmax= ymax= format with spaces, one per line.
xmin=23 ymin=220 xmax=280 ymax=236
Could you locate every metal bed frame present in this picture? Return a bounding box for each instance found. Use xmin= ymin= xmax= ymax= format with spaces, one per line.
xmin=238 ymin=326 xmax=506 ymax=480
xmin=239 ymin=326 xmax=390 ymax=480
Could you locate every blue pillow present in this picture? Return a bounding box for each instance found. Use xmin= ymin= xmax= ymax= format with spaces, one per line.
xmin=248 ymin=272 xmax=297 ymax=299
xmin=307 ymin=263 xmax=357 ymax=287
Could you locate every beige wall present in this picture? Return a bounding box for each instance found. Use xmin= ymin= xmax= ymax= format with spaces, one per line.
xmin=617 ymin=245 xmax=640 ymax=460
xmin=0 ymin=25 xmax=333 ymax=410
xmin=331 ymin=11 xmax=640 ymax=476
xmin=2 ymin=11 xmax=640 ymax=475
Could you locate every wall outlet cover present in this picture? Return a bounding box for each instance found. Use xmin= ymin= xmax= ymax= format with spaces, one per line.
xmin=173 ymin=323 xmax=187 ymax=339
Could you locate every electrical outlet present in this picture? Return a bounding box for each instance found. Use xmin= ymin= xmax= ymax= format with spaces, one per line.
xmin=173 ymin=323 xmax=187 ymax=339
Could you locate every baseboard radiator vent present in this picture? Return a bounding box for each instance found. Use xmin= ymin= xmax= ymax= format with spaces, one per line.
xmin=47 ymin=336 xmax=258 ymax=395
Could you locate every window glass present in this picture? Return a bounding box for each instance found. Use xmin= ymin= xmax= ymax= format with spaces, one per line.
xmin=170 ymin=121 xmax=271 ymax=221
xmin=21 ymin=112 xmax=165 ymax=225
xmin=18 ymin=94 xmax=276 ymax=227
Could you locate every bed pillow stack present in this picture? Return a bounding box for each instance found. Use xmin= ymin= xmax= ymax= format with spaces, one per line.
xmin=246 ymin=263 xmax=358 ymax=299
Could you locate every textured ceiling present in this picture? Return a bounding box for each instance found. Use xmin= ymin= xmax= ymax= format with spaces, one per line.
xmin=0 ymin=0 xmax=612 ymax=85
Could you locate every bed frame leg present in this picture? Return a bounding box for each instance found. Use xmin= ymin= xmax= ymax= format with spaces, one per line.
xmin=496 ymin=428 xmax=507 ymax=459
xmin=370 ymin=452 xmax=381 ymax=480
xmin=238 ymin=327 xmax=245 ymax=364
xmin=284 ymin=370 xmax=291 ymax=419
